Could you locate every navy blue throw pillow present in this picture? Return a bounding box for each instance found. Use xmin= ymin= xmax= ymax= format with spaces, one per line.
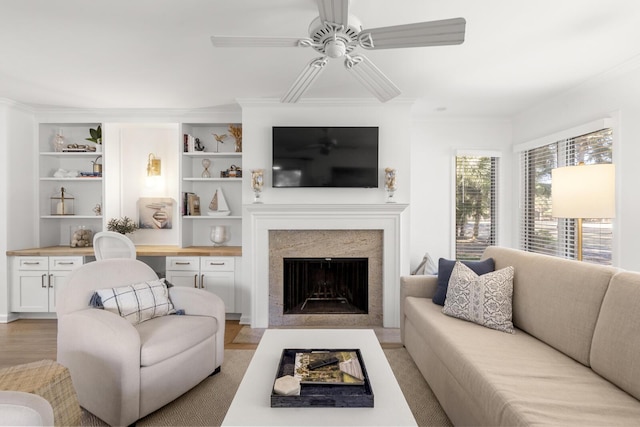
xmin=432 ymin=258 xmax=495 ymax=306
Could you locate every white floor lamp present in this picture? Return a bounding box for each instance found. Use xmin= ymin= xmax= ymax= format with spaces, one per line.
xmin=551 ymin=163 xmax=616 ymax=261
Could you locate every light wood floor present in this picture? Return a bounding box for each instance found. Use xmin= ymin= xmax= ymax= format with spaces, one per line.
xmin=0 ymin=319 xmax=254 ymax=370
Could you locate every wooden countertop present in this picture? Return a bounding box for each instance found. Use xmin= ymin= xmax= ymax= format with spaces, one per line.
xmin=6 ymin=245 xmax=242 ymax=257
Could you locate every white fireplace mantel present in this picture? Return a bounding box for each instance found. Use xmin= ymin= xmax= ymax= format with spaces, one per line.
xmin=242 ymin=204 xmax=410 ymax=328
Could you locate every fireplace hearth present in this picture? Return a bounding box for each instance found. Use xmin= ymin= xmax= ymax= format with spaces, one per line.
xmin=283 ymin=257 xmax=368 ymax=315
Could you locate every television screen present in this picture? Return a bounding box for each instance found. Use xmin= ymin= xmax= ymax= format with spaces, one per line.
xmin=272 ymin=126 xmax=379 ymax=188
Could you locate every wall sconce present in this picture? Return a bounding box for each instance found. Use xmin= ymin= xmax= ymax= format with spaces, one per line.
xmin=147 ymin=153 xmax=161 ymax=177
xmin=146 ymin=153 xmax=162 ymax=188
xmin=552 ymin=163 xmax=615 ymax=261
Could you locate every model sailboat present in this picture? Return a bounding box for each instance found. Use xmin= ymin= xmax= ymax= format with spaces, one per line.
xmin=208 ymin=187 xmax=231 ymax=216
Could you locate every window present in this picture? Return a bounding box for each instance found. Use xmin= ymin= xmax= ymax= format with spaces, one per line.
xmin=455 ymin=155 xmax=499 ymax=260
xmin=520 ymin=128 xmax=613 ymax=264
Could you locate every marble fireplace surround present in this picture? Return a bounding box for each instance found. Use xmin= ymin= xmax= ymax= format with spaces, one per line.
xmin=269 ymin=229 xmax=383 ymax=327
xmin=244 ymin=204 xmax=409 ymax=328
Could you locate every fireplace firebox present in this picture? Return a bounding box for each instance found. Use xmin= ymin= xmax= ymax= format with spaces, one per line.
xmin=283 ymin=257 xmax=368 ymax=315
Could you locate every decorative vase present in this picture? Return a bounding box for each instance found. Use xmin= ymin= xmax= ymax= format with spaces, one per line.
xmin=384 ymin=168 xmax=397 ymax=203
xmin=251 ymin=169 xmax=264 ymax=203
xmin=53 ymin=130 xmax=65 ymax=152
xmin=210 ymin=225 xmax=230 ymax=246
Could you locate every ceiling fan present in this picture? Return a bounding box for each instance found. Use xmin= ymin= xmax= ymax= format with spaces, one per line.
xmin=210 ymin=0 xmax=466 ymax=103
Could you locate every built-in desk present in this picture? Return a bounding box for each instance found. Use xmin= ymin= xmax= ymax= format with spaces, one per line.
xmin=6 ymin=245 xmax=242 ymax=257
xmin=5 ymin=246 xmax=242 ymax=318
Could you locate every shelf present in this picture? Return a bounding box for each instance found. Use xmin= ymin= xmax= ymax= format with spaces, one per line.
xmin=40 ymin=177 xmax=103 ymax=181
xmin=183 ymin=152 xmax=242 ymax=157
xmin=41 ymin=216 xmax=103 ymax=219
xmin=183 ymin=178 xmax=242 ymax=182
xmin=40 ymin=152 xmax=102 ymax=157
xmin=182 ymin=215 xmax=242 ymax=220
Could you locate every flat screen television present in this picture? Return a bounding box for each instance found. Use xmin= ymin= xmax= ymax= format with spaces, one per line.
xmin=272 ymin=126 xmax=379 ymax=188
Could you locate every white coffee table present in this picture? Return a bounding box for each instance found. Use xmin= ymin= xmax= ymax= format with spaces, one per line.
xmin=222 ymin=329 xmax=417 ymax=426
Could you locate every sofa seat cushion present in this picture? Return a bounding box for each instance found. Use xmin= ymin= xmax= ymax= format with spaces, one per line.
xmin=405 ymin=297 xmax=640 ymax=425
xmin=136 ymin=315 xmax=218 ymax=367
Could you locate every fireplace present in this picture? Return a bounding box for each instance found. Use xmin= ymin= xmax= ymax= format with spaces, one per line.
xmin=269 ymin=229 xmax=383 ymax=327
xmin=283 ymin=257 xmax=368 ymax=315
xmin=244 ymin=203 xmax=409 ymax=328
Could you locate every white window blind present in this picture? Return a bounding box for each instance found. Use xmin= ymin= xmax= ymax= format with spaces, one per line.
xmin=455 ymin=155 xmax=499 ymax=260
xmin=519 ymin=128 xmax=613 ymax=264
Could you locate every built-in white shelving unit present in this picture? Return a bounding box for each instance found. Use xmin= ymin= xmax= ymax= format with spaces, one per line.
xmin=38 ymin=123 xmax=104 ymax=247
xmin=180 ymin=123 xmax=243 ymax=247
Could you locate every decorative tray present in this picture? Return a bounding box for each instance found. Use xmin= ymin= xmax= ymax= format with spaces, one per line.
xmin=271 ymin=348 xmax=373 ymax=408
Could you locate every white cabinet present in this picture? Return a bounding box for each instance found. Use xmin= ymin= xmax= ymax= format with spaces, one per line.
xmin=39 ymin=123 xmax=104 ymax=247
xmin=166 ymin=256 xmax=236 ymax=312
xmin=180 ymin=123 xmax=242 ymax=248
xmin=10 ymin=256 xmax=84 ymax=312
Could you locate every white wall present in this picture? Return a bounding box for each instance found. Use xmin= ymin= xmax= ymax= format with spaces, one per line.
xmin=512 ymin=65 xmax=640 ymax=271
xmin=1 ymin=100 xmax=36 ymax=321
xmin=410 ymin=117 xmax=513 ymax=270
xmin=239 ymin=99 xmax=413 ymax=205
xmin=104 ymin=123 xmax=180 ymax=245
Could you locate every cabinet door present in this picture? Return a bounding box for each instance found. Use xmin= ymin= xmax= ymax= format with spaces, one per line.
xmin=201 ymin=271 xmax=235 ymax=312
xmin=166 ymin=271 xmax=200 ymax=288
xmin=49 ymin=270 xmax=74 ymax=312
xmin=12 ymin=271 xmax=49 ymax=312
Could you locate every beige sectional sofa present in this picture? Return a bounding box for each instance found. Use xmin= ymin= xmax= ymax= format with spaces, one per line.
xmin=400 ymin=246 xmax=640 ymax=426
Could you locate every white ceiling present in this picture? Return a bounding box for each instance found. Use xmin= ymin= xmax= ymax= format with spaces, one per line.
xmin=1 ymin=0 xmax=640 ymax=116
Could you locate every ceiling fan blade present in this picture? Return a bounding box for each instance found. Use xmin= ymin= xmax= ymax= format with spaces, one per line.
xmin=210 ymin=36 xmax=304 ymax=48
xmin=358 ymin=17 xmax=466 ymax=50
xmin=316 ymin=0 xmax=349 ymax=26
xmin=344 ymin=54 xmax=400 ymax=102
xmin=281 ymin=57 xmax=329 ymax=103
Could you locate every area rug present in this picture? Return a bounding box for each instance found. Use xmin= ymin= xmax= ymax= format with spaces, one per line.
xmin=81 ymin=348 xmax=451 ymax=426
xmin=232 ymin=326 xmax=402 ymax=346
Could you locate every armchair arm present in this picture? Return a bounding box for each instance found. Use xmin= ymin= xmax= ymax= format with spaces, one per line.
xmin=57 ymin=309 xmax=141 ymax=427
xmin=168 ymin=287 xmax=226 ymax=366
xmin=400 ymin=274 xmax=438 ymax=344
xmin=0 ymin=391 xmax=54 ymax=426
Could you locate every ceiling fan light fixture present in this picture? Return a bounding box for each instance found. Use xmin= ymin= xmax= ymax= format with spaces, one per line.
xmin=325 ymin=39 xmax=346 ymax=58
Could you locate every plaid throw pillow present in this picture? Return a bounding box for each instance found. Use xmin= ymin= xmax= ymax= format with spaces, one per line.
xmin=93 ymin=279 xmax=175 ymax=325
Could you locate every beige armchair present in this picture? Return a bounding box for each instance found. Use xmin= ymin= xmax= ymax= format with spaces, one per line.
xmin=56 ymin=258 xmax=225 ymax=426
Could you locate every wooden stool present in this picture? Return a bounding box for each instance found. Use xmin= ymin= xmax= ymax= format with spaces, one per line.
xmin=0 ymin=360 xmax=81 ymax=426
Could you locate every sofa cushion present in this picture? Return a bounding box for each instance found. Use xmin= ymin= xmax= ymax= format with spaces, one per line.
xmin=404 ymin=296 xmax=640 ymax=426
xmin=442 ymin=262 xmax=514 ymax=333
xmin=481 ymin=246 xmax=617 ymax=366
xmin=93 ymin=279 xmax=175 ymax=325
xmin=433 ymin=257 xmax=495 ymax=305
xmin=136 ymin=315 xmax=219 ymax=367
xmin=591 ymin=271 xmax=640 ymax=401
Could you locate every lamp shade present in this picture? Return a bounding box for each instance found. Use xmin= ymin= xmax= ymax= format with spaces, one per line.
xmin=552 ymin=163 xmax=615 ymax=218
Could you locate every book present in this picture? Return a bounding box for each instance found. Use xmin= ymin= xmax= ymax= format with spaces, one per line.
xmin=293 ymin=351 xmax=364 ymax=385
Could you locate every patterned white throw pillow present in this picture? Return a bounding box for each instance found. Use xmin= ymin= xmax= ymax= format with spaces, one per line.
xmin=94 ymin=279 xmax=175 ymax=325
xmin=442 ymin=261 xmax=515 ymax=333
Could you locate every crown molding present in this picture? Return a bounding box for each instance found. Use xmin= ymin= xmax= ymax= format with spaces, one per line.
xmin=0 ymin=98 xmax=35 ymax=114
xmin=236 ymin=97 xmax=416 ymax=108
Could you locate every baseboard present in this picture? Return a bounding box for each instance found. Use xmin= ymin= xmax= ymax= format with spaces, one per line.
xmin=0 ymin=313 xmax=20 ymax=323
xmin=239 ymin=314 xmax=251 ymax=325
